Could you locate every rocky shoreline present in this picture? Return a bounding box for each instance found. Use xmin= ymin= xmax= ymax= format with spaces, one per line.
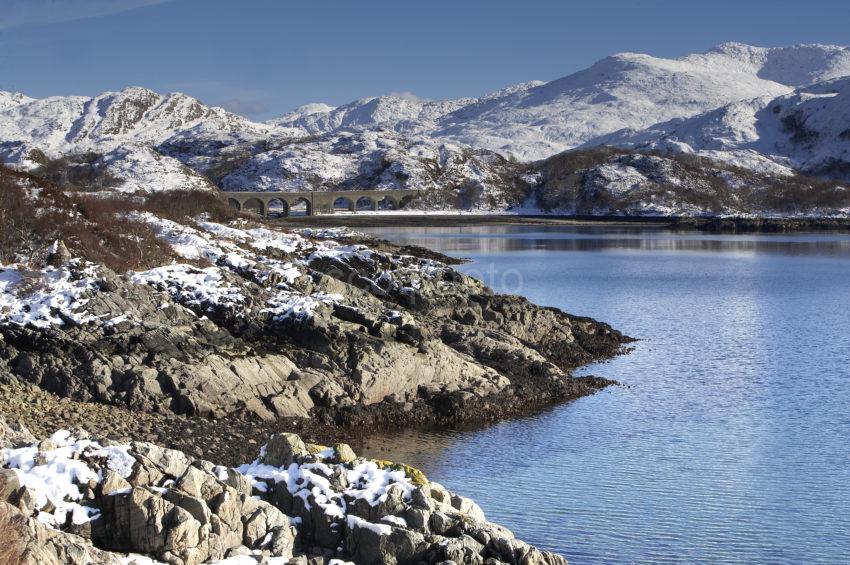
xmin=1 ymin=419 xmax=572 ymax=564
xmin=0 ymin=210 xmax=630 ymax=563
xmin=0 ymin=219 xmax=629 ymax=449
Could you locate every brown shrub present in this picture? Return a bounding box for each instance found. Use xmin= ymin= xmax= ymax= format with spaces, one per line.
xmin=30 ymin=152 xmax=121 ymax=191
xmin=0 ymin=174 xmax=30 ymax=263
xmin=0 ymin=166 xmax=175 ymax=271
xmin=0 ymin=503 xmax=24 ymax=565
xmin=62 ymin=194 xmax=174 ymax=272
xmin=144 ymin=190 xmax=237 ymax=223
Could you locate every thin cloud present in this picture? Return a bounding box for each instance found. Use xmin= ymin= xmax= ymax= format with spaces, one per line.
xmin=218 ymin=98 xmax=270 ymax=118
xmin=0 ymin=0 xmax=173 ymax=29
xmin=388 ymin=91 xmax=431 ymax=103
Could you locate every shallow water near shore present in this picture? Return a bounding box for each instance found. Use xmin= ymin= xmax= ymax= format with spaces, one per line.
xmin=355 ymin=225 xmax=850 ymax=564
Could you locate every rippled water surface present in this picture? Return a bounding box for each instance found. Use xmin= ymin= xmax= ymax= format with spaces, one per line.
xmin=356 ymin=226 xmax=850 ymax=564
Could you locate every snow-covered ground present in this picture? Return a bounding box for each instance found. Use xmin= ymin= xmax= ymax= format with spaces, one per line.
xmin=598 ymin=76 xmax=850 ymax=179
xmin=1 ymin=430 xmax=134 ymax=527
xmin=0 ymin=261 xmax=101 ymax=328
xmin=0 ymin=212 xmax=450 ymax=330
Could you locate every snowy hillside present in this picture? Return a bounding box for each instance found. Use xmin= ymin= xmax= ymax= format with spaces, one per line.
xmin=0 ymin=84 xmax=522 ymax=199
xmin=271 ymin=42 xmax=850 ymax=161
xmin=706 ymin=42 xmax=850 ymax=86
xmin=0 ymin=42 xmax=848 ymax=210
xmin=160 ymin=127 xmax=529 ymax=209
xmin=597 ymin=76 xmax=850 ymax=180
xmin=0 ymin=91 xmax=33 ymax=110
xmin=270 ymin=81 xmax=546 ymax=137
xmin=533 ymin=147 xmax=850 ymax=217
xmin=0 ymin=86 xmax=277 ymax=191
xmin=0 ymin=86 xmax=270 ymax=153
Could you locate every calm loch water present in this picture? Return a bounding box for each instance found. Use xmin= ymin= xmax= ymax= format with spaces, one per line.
xmin=357 ymin=225 xmax=850 ymax=565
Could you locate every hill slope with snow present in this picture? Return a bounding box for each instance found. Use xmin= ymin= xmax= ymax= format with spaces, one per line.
xmin=271 ymin=42 xmax=850 ymax=161
xmin=597 ymin=76 xmax=850 ymax=180
xmin=0 ymin=86 xmax=280 ymax=192
xmin=0 ymin=42 xmax=848 ymax=212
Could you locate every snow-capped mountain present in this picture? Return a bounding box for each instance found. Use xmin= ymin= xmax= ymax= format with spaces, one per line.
xmin=272 ymin=42 xmax=850 ymax=161
xmin=0 ymin=91 xmax=33 ymax=110
xmin=270 ymin=81 xmax=545 ymax=138
xmin=0 ymin=42 xmax=848 ymax=211
xmin=597 ymin=76 xmax=850 ymax=179
xmin=0 ymin=86 xmax=279 ymax=190
xmin=0 ymin=84 xmax=532 ymax=203
xmin=0 ymin=86 xmax=270 ymax=153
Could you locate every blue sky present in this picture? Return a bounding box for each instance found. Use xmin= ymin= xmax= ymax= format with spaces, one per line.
xmin=1 ymin=0 xmax=848 ymax=119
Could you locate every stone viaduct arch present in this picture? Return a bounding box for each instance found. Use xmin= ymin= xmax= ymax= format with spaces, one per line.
xmin=224 ymin=189 xmax=422 ymax=217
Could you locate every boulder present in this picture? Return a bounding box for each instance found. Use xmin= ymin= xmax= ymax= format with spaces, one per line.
xmin=241 ymin=497 xmax=295 ymax=553
xmin=130 ymin=442 xmax=192 ymax=481
xmin=429 ymin=481 xmax=451 ymax=504
xmin=332 ymin=442 xmax=357 ymax=463
xmin=442 ymin=534 xmax=485 ymax=564
xmin=1 ymin=501 xmax=123 ymax=565
xmin=100 ymin=470 xmax=131 ymax=496
xmin=101 ymin=487 xmax=171 ymax=553
xmin=309 ymin=497 xmax=343 ymax=548
xmin=46 ymin=240 xmax=72 ymax=267
xmin=401 ymin=507 xmax=430 ymax=532
xmin=0 ymin=468 xmax=21 ymax=502
xmin=262 ymin=433 xmax=308 ymax=467
xmin=345 ymin=518 xmax=425 ymax=565
xmin=451 ymin=493 xmax=486 ymax=522
xmin=0 ymin=417 xmax=36 ymax=449
xmin=429 ymin=512 xmax=459 ymax=536
xmin=487 ymin=537 xmax=569 ymax=565
xmin=174 ymin=465 xmax=224 ymax=502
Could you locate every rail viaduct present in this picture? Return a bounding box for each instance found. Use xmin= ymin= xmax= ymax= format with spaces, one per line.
xmin=223 ymin=189 xmax=423 ymax=217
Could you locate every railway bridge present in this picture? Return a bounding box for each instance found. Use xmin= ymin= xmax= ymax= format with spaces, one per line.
xmin=223 ymin=189 xmax=422 ymax=217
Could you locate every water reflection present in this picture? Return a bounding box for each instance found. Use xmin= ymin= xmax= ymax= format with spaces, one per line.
xmin=366 ymin=225 xmax=850 ymax=257
xmin=354 ymin=225 xmax=850 ymax=565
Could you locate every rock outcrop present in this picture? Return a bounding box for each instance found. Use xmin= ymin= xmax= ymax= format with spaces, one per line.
xmin=0 ymin=219 xmax=628 ymax=445
xmin=1 ymin=421 xmax=570 ymax=565
xmin=0 ymin=218 xmax=626 ymax=562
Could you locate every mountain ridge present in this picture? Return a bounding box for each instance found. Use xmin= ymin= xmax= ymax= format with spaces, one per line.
xmin=597 ymin=75 xmax=850 ymax=179
xmin=0 ymin=42 xmax=848 ymax=214
xmin=268 ymin=42 xmax=850 ymax=160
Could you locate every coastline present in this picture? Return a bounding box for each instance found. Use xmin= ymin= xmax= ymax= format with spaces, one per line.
xmin=275 ymin=213 xmax=850 ymax=233
xmin=1 ymin=419 xmax=573 ymax=564
xmin=0 ymin=216 xmax=630 ymax=564
xmin=0 ymin=225 xmax=630 ymax=461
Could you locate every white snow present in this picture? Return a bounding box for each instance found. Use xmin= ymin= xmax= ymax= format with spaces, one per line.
xmin=130 ymin=264 xmax=244 ymax=311
xmin=346 ymin=514 xmax=392 ymax=535
xmin=601 ymin=75 xmax=850 ymax=178
xmin=270 ymin=42 xmax=850 ymax=161
xmin=345 ymin=460 xmax=415 ymax=506
xmin=0 ymin=262 xmax=100 ymax=328
xmin=0 ymin=431 xmax=134 ymax=527
xmin=237 ymin=450 xmax=415 ymax=526
xmin=380 ymin=515 xmax=407 ymax=527
xmin=95 ymin=444 xmax=137 ymax=478
xmin=262 ymin=291 xmax=340 ymax=321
